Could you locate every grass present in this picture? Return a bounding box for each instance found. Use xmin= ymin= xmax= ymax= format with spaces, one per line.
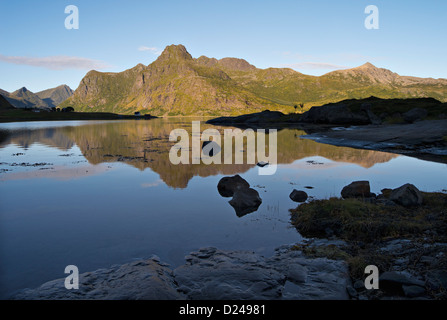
xmin=290 ymin=189 xmax=447 ymax=292
xmin=289 ymin=192 xmax=447 ymax=291
xmin=290 ymin=193 xmax=447 ymax=243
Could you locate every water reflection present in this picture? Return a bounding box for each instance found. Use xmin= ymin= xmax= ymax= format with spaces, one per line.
xmin=0 ymin=119 xmax=397 ymax=188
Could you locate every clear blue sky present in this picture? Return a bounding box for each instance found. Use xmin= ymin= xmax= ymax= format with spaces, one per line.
xmin=1 ymin=0 xmax=446 ymax=92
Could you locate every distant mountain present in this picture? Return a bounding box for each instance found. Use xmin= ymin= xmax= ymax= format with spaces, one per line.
xmin=36 ymin=85 xmax=74 ymax=108
xmin=0 ymin=85 xmax=73 ymax=110
xmin=60 ymin=44 xmax=447 ymax=116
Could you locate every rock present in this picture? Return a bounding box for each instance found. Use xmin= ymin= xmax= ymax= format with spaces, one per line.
xmin=403 ymin=108 xmax=428 ymax=123
xmin=402 ymin=285 xmax=426 ymax=298
xmin=11 ymin=258 xmax=183 ymax=300
xmin=389 ymin=183 xmax=423 ymax=207
xmin=346 ymin=285 xmax=358 ymax=298
xmin=12 ymin=246 xmax=352 ymax=300
xmin=354 ymin=280 xmax=365 ymax=290
xmin=425 ymin=270 xmax=447 ymax=291
xmin=256 ymin=161 xmax=269 ymax=167
xmin=379 ymin=271 xmax=425 ymax=295
xmin=341 ymin=181 xmax=371 ymax=199
xmin=289 ymin=189 xmax=308 ymax=202
xmin=175 ymin=246 xmax=350 ymax=300
xmin=286 ymin=264 xmax=308 ymax=283
xmin=361 ymin=103 xmax=382 ymax=125
xmin=217 ymin=175 xmax=250 ymax=197
xmin=202 ymin=141 xmax=220 ymax=157
xmin=229 ymin=187 xmax=262 ymax=216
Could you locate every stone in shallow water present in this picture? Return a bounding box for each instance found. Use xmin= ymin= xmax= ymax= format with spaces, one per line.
xmin=289 ymin=189 xmax=308 ymax=202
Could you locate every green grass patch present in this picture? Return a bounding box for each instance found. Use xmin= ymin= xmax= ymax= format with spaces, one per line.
xmin=290 ymin=193 xmax=447 ymax=243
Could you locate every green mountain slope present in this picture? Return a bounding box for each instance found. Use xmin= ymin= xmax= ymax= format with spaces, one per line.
xmin=61 ymin=44 xmax=447 ymax=116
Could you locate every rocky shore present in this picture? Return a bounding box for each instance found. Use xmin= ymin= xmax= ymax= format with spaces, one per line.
xmin=206 ymin=97 xmax=447 ymax=163
xmin=11 ymin=180 xmax=446 ymax=301
xmin=290 ymin=181 xmax=447 ymax=300
xmin=11 ymin=245 xmax=351 ymax=300
xmin=302 ymin=119 xmax=447 ymax=164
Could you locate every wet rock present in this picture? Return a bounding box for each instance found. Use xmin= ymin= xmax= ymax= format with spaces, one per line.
xmin=11 ymin=257 xmax=183 ymax=300
xmin=389 ymin=183 xmax=423 ymax=207
xmin=229 ymin=187 xmax=262 ymax=217
xmin=289 ymin=189 xmax=308 ymax=202
xmin=402 ymin=285 xmax=426 ymax=298
xmin=12 ymin=246 xmax=351 ymax=300
xmin=341 ymin=181 xmax=371 ymax=199
xmin=346 ymin=285 xmax=358 ymax=298
xmin=175 ymin=246 xmax=350 ymax=300
xmin=425 ymin=270 xmax=447 ymax=291
xmin=379 ymin=271 xmax=425 ymax=295
xmin=217 ymin=175 xmax=250 ymax=197
xmin=403 ymin=108 xmax=428 ymax=123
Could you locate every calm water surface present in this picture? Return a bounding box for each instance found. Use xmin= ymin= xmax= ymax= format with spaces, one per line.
xmin=0 ymin=118 xmax=446 ymax=298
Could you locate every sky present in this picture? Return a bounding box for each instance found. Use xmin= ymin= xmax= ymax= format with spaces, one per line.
xmin=0 ymin=0 xmax=446 ymax=93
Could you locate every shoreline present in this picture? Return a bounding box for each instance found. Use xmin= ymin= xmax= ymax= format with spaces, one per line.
xmin=299 ymin=119 xmax=447 ymax=164
xmin=10 ymin=186 xmax=447 ymax=301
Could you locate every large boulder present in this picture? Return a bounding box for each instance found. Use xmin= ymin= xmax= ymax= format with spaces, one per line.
xmin=229 ymin=187 xmax=262 ymax=217
xmin=402 ymin=108 xmax=428 ymax=123
xmin=289 ymin=189 xmax=308 ymax=202
xmin=341 ymin=181 xmax=372 ymax=199
xmin=389 ymin=183 xmax=423 ymax=207
xmin=217 ymin=175 xmax=250 ymax=197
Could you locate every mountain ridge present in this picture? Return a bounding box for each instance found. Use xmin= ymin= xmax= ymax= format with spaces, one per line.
xmin=59 ymin=44 xmax=447 ymax=116
xmin=1 ymin=85 xmax=74 ymax=110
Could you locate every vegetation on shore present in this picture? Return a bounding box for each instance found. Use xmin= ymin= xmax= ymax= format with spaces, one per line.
xmin=290 ymin=189 xmax=447 ymax=299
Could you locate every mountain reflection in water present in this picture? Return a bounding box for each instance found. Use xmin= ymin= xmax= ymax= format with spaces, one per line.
xmin=0 ymin=118 xmax=396 ymax=188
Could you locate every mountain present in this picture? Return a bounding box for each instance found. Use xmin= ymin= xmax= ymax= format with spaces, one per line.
xmin=62 ymin=45 xmax=282 ymax=116
xmin=36 ymin=85 xmax=74 ymax=108
xmin=0 ymin=94 xmax=15 ymax=110
xmin=60 ymin=44 xmax=447 ymax=116
xmin=0 ymin=85 xmax=73 ymax=110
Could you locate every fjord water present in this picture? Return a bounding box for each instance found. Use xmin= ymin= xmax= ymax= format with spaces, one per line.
xmin=0 ymin=118 xmax=446 ymax=298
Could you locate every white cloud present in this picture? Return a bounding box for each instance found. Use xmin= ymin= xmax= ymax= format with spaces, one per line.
xmin=0 ymin=54 xmax=111 ymax=70
xmin=138 ymin=46 xmax=162 ymax=55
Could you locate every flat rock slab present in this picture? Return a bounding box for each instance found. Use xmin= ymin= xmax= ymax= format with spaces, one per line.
xmin=12 ymin=246 xmax=351 ymax=300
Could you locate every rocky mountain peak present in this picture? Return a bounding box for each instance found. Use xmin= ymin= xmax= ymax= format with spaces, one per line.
xmin=157 ymin=44 xmax=193 ymax=62
xmin=358 ymin=62 xmax=376 ymax=69
xmin=218 ymin=57 xmax=257 ymax=71
xmin=13 ymin=87 xmax=30 ymax=97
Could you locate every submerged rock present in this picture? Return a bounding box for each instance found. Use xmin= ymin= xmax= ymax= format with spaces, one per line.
xmin=229 ymin=187 xmax=262 ymax=217
xmin=289 ymin=189 xmax=308 ymax=202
